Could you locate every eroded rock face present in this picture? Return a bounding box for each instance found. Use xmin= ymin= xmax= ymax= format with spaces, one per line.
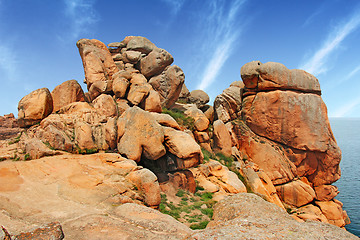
xmin=188 ymin=90 xmax=209 ymax=109
xmin=149 ymin=65 xmax=185 ymax=108
xmin=18 ymin=88 xmax=53 ymax=128
xmin=140 ymin=48 xmax=174 ymax=79
xmin=214 ymin=81 xmax=243 ymax=123
xmin=117 ymin=107 xmax=166 ymax=162
xmin=51 ymin=80 xmax=85 ymax=112
xmin=240 ymin=61 xmax=341 ymax=187
xmin=77 ymin=38 xmax=118 ymax=90
xmin=191 ymin=193 xmax=358 ymax=240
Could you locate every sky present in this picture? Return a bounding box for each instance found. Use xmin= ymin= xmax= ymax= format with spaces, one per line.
xmin=1 ymin=0 xmax=360 ymax=117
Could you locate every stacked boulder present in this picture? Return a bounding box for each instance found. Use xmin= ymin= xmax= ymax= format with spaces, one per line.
xmin=14 ymin=37 xmax=203 ymax=204
xmin=220 ymin=61 xmax=348 ymax=228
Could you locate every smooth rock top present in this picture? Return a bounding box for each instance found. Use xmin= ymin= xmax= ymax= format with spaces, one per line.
xmin=241 ymin=61 xmax=321 ymax=93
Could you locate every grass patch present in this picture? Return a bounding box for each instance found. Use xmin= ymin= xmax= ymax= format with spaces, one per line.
xmin=159 ymin=187 xmax=217 ymax=230
xmin=190 ymin=220 xmax=210 ymax=230
xmin=24 ymin=153 xmax=31 ymax=161
xmin=8 ymin=132 xmax=22 ymax=145
xmin=176 ymin=189 xmax=186 ymax=197
xmin=162 ymin=108 xmax=194 ymax=130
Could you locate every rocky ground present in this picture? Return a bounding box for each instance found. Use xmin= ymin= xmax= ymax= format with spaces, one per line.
xmin=0 ymin=36 xmax=358 ymax=239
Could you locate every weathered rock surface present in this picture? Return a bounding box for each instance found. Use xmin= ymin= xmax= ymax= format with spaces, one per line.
xmin=149 ymin=65 xmax=185 ymax=108
xmin=190 ymin=161 xmax=247 ymax=200
xmin=77 ymin=38 xmax=118 ymax=89
xmin=232 ymin=120 xmax=296 ymax=185
xmin=275 ymin=180 xmax=316 ymax=207
xmin=164 ymin=127 xmax=203 ymax=169
xmin=51 ymin=80 xmax=85 ymax=112
xmin=117 ymin=107 xmax=165 ymax=162
xmin=140 ymin=48 xmax=173 ymax=79
xmin=188 ymin=90 xmax=209 ymax=109
xmin=191 ymin=193 xmax=358 ymax=240
xmin=18 ymin=88 xmax=53 ymax=128
xmin=240 ymin=61 xmax=321 ymax=93
xmin=213 ymin=120 xmax=232 ymax=157
xmin=240 ymin=62 xmax=341 ymax=187
xmin=214 ymin=81 xmax=243 ymax=123
xmin=0 ymin=114 xmax=21 ymax=140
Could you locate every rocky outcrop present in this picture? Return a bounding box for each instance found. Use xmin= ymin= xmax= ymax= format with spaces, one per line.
xmin=18 ymin=88 xmax=53 ymax=128
xmin=1 ymin=37 xmax=353 ymax=238
xmin=240 ymin=61 xmax=340 ymax=186
xmin=191 ymin=193 xmax=358 ymax=240
xmin=51 ymin=80 xmax=85 ymax=112
xmin=0 ymin=114 xmax=21 ymax=140
xmin=214 ymin=80 xmax=243 ymax=123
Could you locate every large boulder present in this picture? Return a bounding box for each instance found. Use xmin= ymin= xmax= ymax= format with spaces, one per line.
xmin=232 ymin=120 xmax=297 ymax=185
xmin=149 ymin=65 xmax=185 ymax=108
xmin=140 ymin=48 xmax=173 ymax=79
xmin=240 ymin=61 xmax=321 ymax=93
xmin=117 ymin=107 xmax=166 ymax=162
xmin=240 ymin=61 xmax=341 ymax=186
xmin=214 ymin=81 xmax=243 ymax=123
xmin=76 ymin=39 xmax=118 ymax=90
xmin=126 ymin=36 xmax=156 ymax=54
xmin=191 ymin=193 xmax=358 ymax=240
xmin=51 ymin=80 xmax=85 ymax=112
xmin=213 ymin=120 xmax=232 ymax=157
xmin=275 ymin=180 xmax=316 ymax=207
xmin=188 ymin=90 xmax=209 ymax=109
xmin=18 ymin=88 xmax=53 ymax=128
xmin=163 ymin=127 xmax=203 ymax=169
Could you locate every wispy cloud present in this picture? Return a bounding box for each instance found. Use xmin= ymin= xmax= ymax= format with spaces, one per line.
xmin=299 ymin=11 xmax=360 ymax=76
xmin=197 ymin=0 xmax=246 ymax=90
xmin=0 ymin=44 xmax=18 ymax=81
xmin=161 ymin=0 xmax=185 ymax=15
xmin=333 ymin=96 xmax=360 ymax=117
xmin=62 ymin=0 xmax=99 ymax=41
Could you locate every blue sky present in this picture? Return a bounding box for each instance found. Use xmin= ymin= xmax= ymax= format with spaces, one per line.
xmin=1 ymin=0 xmax=360 ymax=117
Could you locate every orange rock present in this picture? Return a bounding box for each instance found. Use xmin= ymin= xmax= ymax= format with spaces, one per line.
xmin=18 ymin=88 xmax=53 ymax=128
xmin=241 ymin=90 xmax=341 ymax=186
xmin=149 ymin=65 xmax=185 ymax=109
xmin=126 ymin=168 xmax=161 ymax=207
xmin=117 ymin=107 xmax=166 ymax=162
xmin=232 ymin=120 xmax=296 ymax=185
xmin=242 ymin=167 xmax=285 ymax=209
xmin=275 ymin=180 xmax=316 ymax=207
xmin=51 ymin=80 xmax=85 ymax=113
xmin=296 ymin=204 xmax=329 ymax=223
xmin=184 ymin=105 xmax=209 ymax=132
xmin=163 ymin=127 xmax=202 ymax=169
xmin=140 ymin=89 xmax=162 ymax=113
xmin=140 ymin=48 xmax=173 ymax=79
xmin=76 ymin=39 xmax=118 ymax=90
xmin=213 ymin=120 xmax=232 ymax=157
xmin=315 ymin=200 xmax=345 ymax=227
xmin=241 ymin=61 xmax=321 ymax=93
xmin=92 ymin=94 xmax=118 ymax=118
xmin=214 ymin=81 xmax=243 ymax=123
xmin=314 ymin=185 xmax=339 ymax=201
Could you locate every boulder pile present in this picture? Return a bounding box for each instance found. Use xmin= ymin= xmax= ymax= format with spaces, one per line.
xmin=0 ymin=37 xmax=355 ymax=239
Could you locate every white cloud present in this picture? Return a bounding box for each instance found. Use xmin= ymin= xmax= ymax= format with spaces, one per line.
xmin=299 ymin=11 xmax=360 ymax=76
xmin=63 ymin=0 xmax=99 ymax=41
xmin=333 ymin=96 xmax=360 ymax=117
xmin=161 ymin=0 xmax=185 ymax=15
xmin=197 ymin=0 xmax=246 ymax=90
xmin=0 ymin=44 xmax=17 ymax=81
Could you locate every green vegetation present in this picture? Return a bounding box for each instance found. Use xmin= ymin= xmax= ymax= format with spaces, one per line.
xmin=162 ymin=108 xmax=194 ymax=130
xmin=24 ymin=153 xmax=31 ymax=161
xmin=8 ymin=132 xmax=22 ymax=145
xmin=190 ymin=220 xmax=210 ymax=230
xmin=44 ymin=141 xmax=56 ymax=150
xmin=159 ymin=186 xmax=217 ymax=229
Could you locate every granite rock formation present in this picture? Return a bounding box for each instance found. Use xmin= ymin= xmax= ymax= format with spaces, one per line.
xmin=0 ymin=37 xmax=356 ymax=239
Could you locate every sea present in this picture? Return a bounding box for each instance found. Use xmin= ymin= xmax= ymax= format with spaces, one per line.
xmin=330 ymin=118 xmax=360 ymax=237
